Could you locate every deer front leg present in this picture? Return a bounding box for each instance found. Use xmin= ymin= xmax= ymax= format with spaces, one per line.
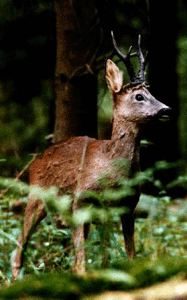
xmin=72 ymin=224 xmax=86 ymax=274
xmin=121 ymin=212 xmax=135 ymax=259
xmin=12 ymin=198 xmax=46 ymax=280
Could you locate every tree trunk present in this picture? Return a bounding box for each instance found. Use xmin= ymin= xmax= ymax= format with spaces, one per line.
xmin=54 ymin=0 xmax=102 ymax=142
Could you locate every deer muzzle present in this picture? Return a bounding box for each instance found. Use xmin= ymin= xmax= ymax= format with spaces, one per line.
xmin=157 ymin=107 xmax=172 ymax=122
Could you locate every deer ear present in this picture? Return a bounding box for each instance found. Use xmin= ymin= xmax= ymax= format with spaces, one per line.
xmin=106 ymin=59 xmax=123 ymax=93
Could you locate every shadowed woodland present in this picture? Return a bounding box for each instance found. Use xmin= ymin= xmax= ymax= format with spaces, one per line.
xmin=2 ymin=0 xmax=187 ymax=299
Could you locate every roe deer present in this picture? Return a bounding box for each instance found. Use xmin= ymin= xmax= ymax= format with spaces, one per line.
xmin=12 ymin=33 xmax=171 ymax=279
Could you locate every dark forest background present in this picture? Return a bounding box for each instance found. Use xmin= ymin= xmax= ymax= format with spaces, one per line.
xmin=0 ymin=0 xmax=186 ymax=180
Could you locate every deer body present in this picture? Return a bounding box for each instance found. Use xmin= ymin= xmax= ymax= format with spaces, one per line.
xmin=12 ymin=37 xmax=171 ymax=279
xmin=30 ymin=134 xmax=139 ymax=192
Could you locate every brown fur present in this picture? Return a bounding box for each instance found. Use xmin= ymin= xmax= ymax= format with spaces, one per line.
xmin=12 ymin=59 xmax=170 ymax=279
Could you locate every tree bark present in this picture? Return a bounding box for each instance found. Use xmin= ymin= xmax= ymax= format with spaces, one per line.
xmin=54 ymin=0 xmax=102 ymax=142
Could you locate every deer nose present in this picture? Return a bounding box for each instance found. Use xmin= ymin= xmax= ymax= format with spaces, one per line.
xmin=157 ymin=107 xmax=172 ymax=122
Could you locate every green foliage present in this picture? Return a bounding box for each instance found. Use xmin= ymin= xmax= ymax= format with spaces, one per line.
xmin=0 ymin=270 xmax=135 ymax=299
xmin=1 ymin=161 xmax=187 ymax=293
xmin=0 ymin=80 xmax=53 ymax=177
xmin=0 ymin=177 xmax=29 ymax=196
xmin=177 ymin=36 xmax=187 ymax=161
xmin=1 ymin=258 xmax=187 ymax=299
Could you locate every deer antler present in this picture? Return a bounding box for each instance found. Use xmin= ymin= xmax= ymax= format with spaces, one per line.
xmin=136 ymin=35 xmax=148 ymax=83
xmin=111 ymin=31 xmax=148 ymax=86
xmin=111 ymin=31 xmax=136 ymax=83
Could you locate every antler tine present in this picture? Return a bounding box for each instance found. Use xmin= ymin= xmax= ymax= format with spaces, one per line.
xmin=137 ymin=35 xmax=144 ymax=61
xmin=136 ymin=35 xmax=148 ymax=82
xmin=111 ymin=31 xmax=136 ymax=81
xmin=111 ymin=31 xmax=125 ymax=61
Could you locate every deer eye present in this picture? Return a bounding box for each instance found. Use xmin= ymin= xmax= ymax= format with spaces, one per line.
xmin=135 ymin=94 xmax=144 ymax=101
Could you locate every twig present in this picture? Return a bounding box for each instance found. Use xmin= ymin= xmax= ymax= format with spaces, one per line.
xmin=15 ymin=154 xmax=37 ymax=182
xmin=0 ymin=154 xmax=37 ymax=198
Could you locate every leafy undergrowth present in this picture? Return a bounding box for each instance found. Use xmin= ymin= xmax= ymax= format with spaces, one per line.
xmin=1 ymin=162 xmax=187 ymax=297
xmin=1 ymin=258 xmax=187 ymax=299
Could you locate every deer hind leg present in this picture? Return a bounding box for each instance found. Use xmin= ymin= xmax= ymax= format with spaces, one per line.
xmin=121 ymin=212 xmax=135 ymax=259
xmin=12 ymin=197 xmax=46 ymax=280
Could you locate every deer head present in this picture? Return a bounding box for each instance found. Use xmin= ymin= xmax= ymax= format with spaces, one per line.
xmin=106 ymin=33 xmax=171 ymax=139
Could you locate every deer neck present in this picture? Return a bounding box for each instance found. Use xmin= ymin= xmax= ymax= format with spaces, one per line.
xmin=110 ymin=116 xmax=141 ymax=175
